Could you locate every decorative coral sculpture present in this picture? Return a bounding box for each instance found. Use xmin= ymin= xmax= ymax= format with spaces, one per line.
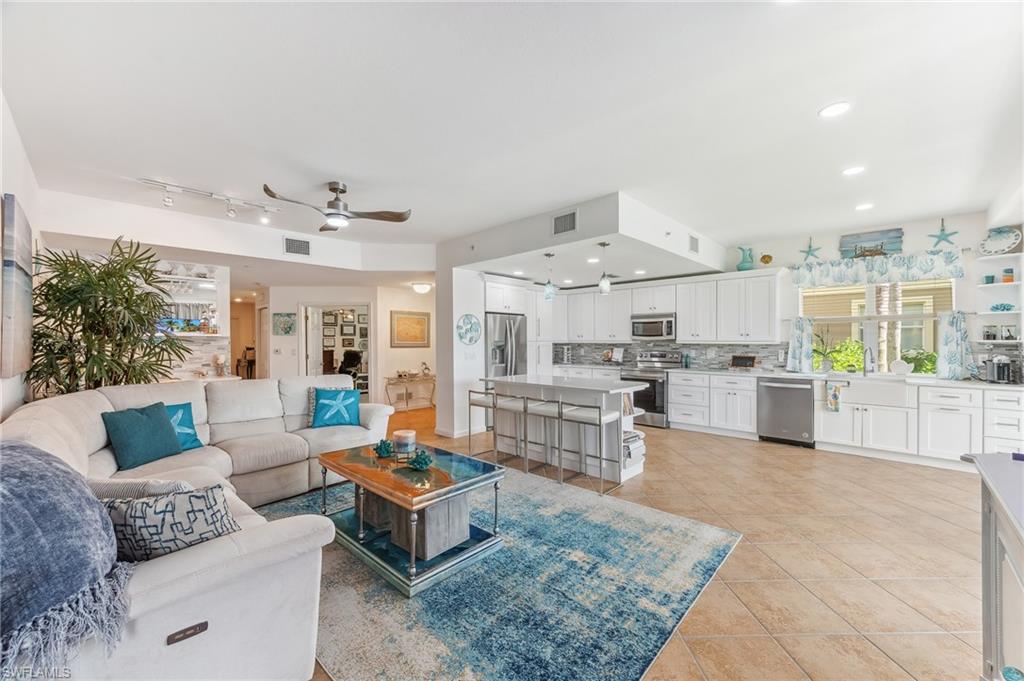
xmin=373 ymin=439 xmax=395 ymax=458
xmin=407 ymin=449 xmax=433 ymax=471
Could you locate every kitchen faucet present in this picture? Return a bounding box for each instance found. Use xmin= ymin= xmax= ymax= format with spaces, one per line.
xmin=863 ymin=345 xmax=875 ymax=377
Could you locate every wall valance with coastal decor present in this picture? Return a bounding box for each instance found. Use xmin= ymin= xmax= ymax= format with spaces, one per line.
xmin=790 ymin=250 xmax=964 ymax=288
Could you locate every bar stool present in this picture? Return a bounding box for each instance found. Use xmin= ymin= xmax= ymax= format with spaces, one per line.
xmin=525 ymin=398 xmax=564 ymax=476
xmin=467 ymin=388 xmax=497 ymax=459
xmin=493 ymin=394 xmax=530 ymax=467
xmin=559 ymin=401 xmax=622 ymax=495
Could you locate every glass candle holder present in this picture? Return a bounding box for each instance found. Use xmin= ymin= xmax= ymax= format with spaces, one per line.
xmin=393 ymin=430 xmax=416 ymax=453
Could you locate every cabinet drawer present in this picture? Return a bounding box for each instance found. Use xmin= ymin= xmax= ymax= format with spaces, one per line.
xmin=669 ymin=372 xmax=709 ymax=387
xmin=668 ymin=385 xmax=709 ymax=406
xmin=919 ymin=386 xmax=984 ymax=407
xmin=591 ymin=369 xmax=620 ymax=380
xmin=985 ymin=390 xmax=1024 ymax=410
xmin=668 ymin=404 xmax=709 ymax=426
xmin=568 ymin=368 xmax=593 ymax=379
xmin=552 ymin=367 xmax=571 ymax=377
xmin=710 ymin=375 xmax=758 ymax=391
xmin=986 ymin=408 xmax=1024 ymax=440
xmin=984 ymin=437 xmax=1024 ymax=454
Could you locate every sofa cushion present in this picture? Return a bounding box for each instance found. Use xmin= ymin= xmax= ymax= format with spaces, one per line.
xmin=209 ymin=417 xmax=285 ymax=444
xmin=216 ymin=432 xmax=309 ymax=476
xmin=223 ymin=489 xmax=266 ymax=530
xmin=278 ymin=375 xmax=353 ymax=432
xmin=295 ymin=425 xmax=375 ymax=457
xmin=111 ymin=446 xmax=232 ymax=480
xmin=101 ymin=403 xmax=182 ymax=471
xmin=88 ymin=448 xmax=118 ymax=479
xmin=99 ymin=381 xmax=210 ymax=445
xmin=310 ymin=388 xmax=361 ymax=428
xmin=3 ymin=391 xmax=115 ymax=475
xmin=88 ymin=477 xmax=193 ymax=499
xmin=132 ymin=465 xmax=237 ymax=494
xmin=206 ymin=379 xmax=283 ymax=425
xmin=165 ymin=402 xmax=203 ymax=451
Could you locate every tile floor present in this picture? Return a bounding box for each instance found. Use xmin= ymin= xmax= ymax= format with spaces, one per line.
xmin=313 ymin=408 xmax=983 ymax=681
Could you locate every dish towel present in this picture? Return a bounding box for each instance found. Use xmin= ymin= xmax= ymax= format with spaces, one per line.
xmin=825 ymin=382 xmax=842 ymax=412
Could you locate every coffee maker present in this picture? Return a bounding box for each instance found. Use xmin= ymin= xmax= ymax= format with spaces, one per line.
xmin=980 ymin=352 xmax=1022 ymax=384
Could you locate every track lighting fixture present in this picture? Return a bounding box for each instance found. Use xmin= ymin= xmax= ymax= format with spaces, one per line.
xmin=226 ymin=202 xmax=237 ymax=219
xmin=139 ymin=178 xmax=279 ymax=223
xmin=162 ymin=191 xmax=174 ymax=207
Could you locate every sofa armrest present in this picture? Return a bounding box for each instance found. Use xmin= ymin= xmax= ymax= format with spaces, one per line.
xmin=359 ymin=403 xmax=395 ymax=436
xmin=126 ymin=515 xmax=335 ymax=618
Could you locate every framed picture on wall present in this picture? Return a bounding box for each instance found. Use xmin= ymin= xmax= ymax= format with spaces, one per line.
xmin=357 ymin=314 xmax=368 ymax=324
xmin=390 ymin=310 xmax=430 ymax=348
xmin=358 ymin=340 xmax=368 ymax=350
xmin=323 ymin=313 xmax=337 ymax=325
xmin=272 ymin=313 xmax=297 ymax=336
xmin=358 ymin=326 xmax=368 ymax=339
xmin=323 ymin=326 xmax=336 ymax=337
xmin=323 ymin=337 xmax=335 ymax=348
xmin=342 ymin=337 xmax=355 ymax=348
xmin=341 ymin=324 xmax=356 ymax=335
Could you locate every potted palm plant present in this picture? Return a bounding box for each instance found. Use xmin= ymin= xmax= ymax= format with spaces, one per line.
xmin=27 ymin=238 xmax=191 ymax=394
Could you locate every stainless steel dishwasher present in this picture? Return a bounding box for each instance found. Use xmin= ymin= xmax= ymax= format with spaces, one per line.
xmin=757 ymin=377 xmax=815 ymax=447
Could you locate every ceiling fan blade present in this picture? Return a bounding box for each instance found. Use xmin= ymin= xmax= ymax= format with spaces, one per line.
xmin=263 ymin=184 xmax=326 ymax=214
xmin=344 ymin=209 xmax=412 ymax=223
xmin=318 ymin=223 xmax=338 ymax=232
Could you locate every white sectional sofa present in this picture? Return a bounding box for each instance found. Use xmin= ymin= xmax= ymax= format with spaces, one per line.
xmin=1 ymin=374 xmax=394 ymax=680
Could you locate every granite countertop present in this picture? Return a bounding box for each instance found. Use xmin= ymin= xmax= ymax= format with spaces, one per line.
xmin=483 ymin=374 xmax=647 ymax=393
xmin=553 ymin=362 xmax=626 ymax=370
xmin=664 ymin=367 xmax=1024 ymax=391
xmin=970 ymin=453 xmax=1024 ymax=540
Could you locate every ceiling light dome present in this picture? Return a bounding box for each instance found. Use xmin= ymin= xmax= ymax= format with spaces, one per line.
xmin=842 ymin=166 xmax=865 ymax=176
xmin=325 ymin=214 xmax=349 ymax=228
xmin=411 ymin=282 xmax=432 ymax=294
xmin=818 ymin=101 xmax=851 ymax=118
xmin=855 ymin=203 xmax=874 ymax=211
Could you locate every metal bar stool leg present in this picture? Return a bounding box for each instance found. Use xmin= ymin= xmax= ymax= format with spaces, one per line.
xmin=557 ymin=401 xmax=565 ymax=484
xmin=598 ymin=405 xmax=604 ymax=495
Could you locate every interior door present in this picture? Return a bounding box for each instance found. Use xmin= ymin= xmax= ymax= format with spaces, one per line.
xmin=305 ymin=307 xmax=323 ymax=376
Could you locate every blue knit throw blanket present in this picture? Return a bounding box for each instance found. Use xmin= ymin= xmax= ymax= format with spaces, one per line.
xmin=0 ymin=441 xmax=134 ymax=676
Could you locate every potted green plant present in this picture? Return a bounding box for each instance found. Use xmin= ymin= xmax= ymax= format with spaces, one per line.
xmin=812 ymin=327 xmax=838 ymax=372
xmin=27 ymin=238 xmax=191 ymax=394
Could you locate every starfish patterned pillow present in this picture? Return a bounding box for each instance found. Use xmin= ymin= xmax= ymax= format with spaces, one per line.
xmin=164 ymin=402 xmax=203 ymax=451
xmin=310 ymin=388 xmax=361 ymax=428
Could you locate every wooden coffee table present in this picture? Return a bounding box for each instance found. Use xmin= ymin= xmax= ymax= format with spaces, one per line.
xmin=318 ymin=444 xmax=505 ymax=597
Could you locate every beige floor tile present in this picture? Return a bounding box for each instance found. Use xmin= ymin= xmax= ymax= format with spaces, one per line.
xmin=775 ymin=635 xmax=914 ymax=681
xmin=802 ymin=580 xmax=942 ymax=633
xmin=721 ymin=515 xmax=808 ymax=543
xmin=758 ymin=543 xmax=863 ymax=579
xmin=899 ymin=543 xmax=982 ymax=580
xmin=679 ymin=582 xmax=766 ymax=637
xmin=686 ymin=637 xmax=809 ymax=681
xmin=645 ymin=494 xmax=715 ymax=516
xmin=952 ymin=631 xmax=983 ymax=652
xmin=945 ymin=577 xmax=983 ymax=600
xmin=643 ymin=635 xmax=707 ymax=681
xmin=867 ymin=633 xmax=981 ymax=681
xmin=728 ymin=580 xmax=855 ymax=635
xmin=778 ymin=515 xmax=873 ymax=543
xmin=873 ymin=579 xmax=982 ymax=632
xmin=817 ymin=543 xmax=937 ymax=579
xmin=716 ymin=544 xmax=790 ymax=581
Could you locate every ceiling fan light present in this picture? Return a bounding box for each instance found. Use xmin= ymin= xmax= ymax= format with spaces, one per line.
xmin=259 ymin=207 xmax=270 ymax=224
xmin=326 ymin=214 xmax=349 ymax=228
xmin=411 ymin=282 xmax=432 ymax=294
xmin=598 ymin=273 xmax=611 ymax=295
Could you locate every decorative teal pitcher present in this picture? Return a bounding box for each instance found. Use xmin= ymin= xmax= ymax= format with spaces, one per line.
xmin=736 ymin=247 xmax=754 ymax=271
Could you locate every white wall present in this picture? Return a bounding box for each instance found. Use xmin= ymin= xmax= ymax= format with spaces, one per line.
xmin=434 ymin=266 xmax=485 ymax=437
xmin=618 ymin=192 xmax=727 ymax=271
xmin=0 ymin=92 xmax=41 ymax=419
xmin=376 ymin=286 xmax=436 ymax=396
xmin=988 ymin=169 xmax=1023 ymax=227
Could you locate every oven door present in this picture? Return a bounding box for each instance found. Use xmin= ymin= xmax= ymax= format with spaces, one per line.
xmin=623 ymin=375 xmax=667 ymax=427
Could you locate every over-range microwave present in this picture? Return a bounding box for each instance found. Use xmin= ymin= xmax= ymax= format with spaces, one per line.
xmin=631 ymin=314 xmax=675 ymax=341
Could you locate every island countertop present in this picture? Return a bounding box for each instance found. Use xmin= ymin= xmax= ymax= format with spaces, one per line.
xmin=970 ymin=452 xmax=1024 ymax=540
xmin=483 ymin=374 xmax=647 ymax=394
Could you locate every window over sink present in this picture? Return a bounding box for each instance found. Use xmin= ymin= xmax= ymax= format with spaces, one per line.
xmin=800 ymin=279 xmax=954 ymax=374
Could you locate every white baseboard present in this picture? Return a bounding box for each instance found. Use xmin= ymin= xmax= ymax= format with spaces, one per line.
xmin=815 ymin=441 xmax=976 ymax=473
xmin=668 ymin=422 xmax=759 ymax=441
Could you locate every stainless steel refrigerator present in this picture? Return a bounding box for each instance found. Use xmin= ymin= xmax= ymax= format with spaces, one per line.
xmin=485 ymin=312 xmax=527 ymax=428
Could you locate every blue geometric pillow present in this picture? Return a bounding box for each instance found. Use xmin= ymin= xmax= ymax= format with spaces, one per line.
xmin=165 ymin=402 xmax=202 ymax=451
xmin=311 ymin=388 xmax=361 ymax=428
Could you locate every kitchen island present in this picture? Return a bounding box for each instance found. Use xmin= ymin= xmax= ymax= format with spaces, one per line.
xmin=482 ymin=374 xmax=648 ymax=486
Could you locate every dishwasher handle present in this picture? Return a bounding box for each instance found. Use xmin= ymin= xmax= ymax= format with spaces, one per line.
xmin=759 ymin=382 xmax=812 ymax=389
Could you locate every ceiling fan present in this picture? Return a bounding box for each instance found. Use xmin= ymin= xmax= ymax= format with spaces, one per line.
xmin=262 ymin=181 xmax=411 ymax=232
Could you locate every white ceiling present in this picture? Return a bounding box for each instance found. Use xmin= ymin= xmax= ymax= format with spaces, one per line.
xmin=40 ymin=232 xmax=434 ymax=299
xmin=5 ymin=2 xmax=1021 ymax=247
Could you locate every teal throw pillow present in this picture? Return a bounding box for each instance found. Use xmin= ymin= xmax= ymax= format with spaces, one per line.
xmin=311 ymin=388 xmax=361 ymax=428
xmin=101 ymin=402 xmax=182 ymax=471
xmin=165 ymin=402 xmax=203 ymax=451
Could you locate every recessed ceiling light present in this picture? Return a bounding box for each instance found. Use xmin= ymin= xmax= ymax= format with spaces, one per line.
xmin=634 ymin=269 xmax=647 ymax=275
xmin=842 ymin=166 xmax=866 ymax=176
xmin=233 ymin=297 xmax=243 ymax=302
xmin=562 ymin=279 xmax=573 ymax=284
xmin=855 ymin=203 xmax=874 ymax=211
xmin=259 ymin=207 xmax=271 ymax=224
xmin=587 ymin=257 xmax=600 ymax=264
xmin=818 ymin=101 xmax=851 ymax=118
xmin=512 ymin=270 xmax=524 ymax=276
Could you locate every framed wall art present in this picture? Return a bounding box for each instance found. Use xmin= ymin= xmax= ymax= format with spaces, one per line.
xmin=1 ymin=194 xmax=32 ymax=377
xmin=342 ymin=337 xmax=355 ymax=348
xmin=323 ymin=312 xmax=337 ymax=325
xmin=272 ymin=313 xmax=296 ymax=336
xmin=323 ymin=326 xmax=336 ymax=337
xmin=390 ymin=310 xmax=430 ymax=348
xmin=341 ymin=324 xmax=356 ymax=335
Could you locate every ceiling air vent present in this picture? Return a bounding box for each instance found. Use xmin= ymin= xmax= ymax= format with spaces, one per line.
xmin=689 ymin=235 xmax=700 ymax=254
xmin=552 ymin=210 xmax=578 ymax=236
xmin=284 ymin=237 xmax=311 ymax=256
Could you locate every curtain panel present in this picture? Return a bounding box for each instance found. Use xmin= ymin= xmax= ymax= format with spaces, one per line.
xmin=786 ymin=317 xmax=815 ymax=373
xmin=790 ymin=250 xmax=964 ymax=289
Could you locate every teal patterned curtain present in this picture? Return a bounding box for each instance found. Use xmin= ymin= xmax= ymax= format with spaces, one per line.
xmin=791 ymin=250 xmax=964 ymax=288
xmin=786 ymin=317 xmax=815 ymax=372
xmin=936 ymin=311 xmax=976 ymax=380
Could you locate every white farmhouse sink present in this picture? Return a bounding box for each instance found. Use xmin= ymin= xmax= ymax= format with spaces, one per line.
xmin=819 ymin=373 xmax=917 ymax=407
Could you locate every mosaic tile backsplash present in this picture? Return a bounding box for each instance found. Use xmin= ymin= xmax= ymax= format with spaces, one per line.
xmin=170 ymin=336 xmax=232 ymax=380
xmin=553 ymin=342 xmax=790 ymax=371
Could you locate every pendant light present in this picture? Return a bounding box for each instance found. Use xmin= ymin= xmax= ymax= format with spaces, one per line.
xmin=596 ymin=242 xmax=611 ymax=295
xmin=543 ymin=253 xmax=557 ymax=301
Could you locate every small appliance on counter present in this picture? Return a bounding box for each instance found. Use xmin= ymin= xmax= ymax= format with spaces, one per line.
xmin=729 ymin=355 xmax=759 ymax=371
xmin=982 ymin=355 xmax=1021 ymax=384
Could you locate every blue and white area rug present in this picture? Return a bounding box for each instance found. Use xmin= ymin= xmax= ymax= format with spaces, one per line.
xmin=258 ymin=467 xmax=739 ymax=681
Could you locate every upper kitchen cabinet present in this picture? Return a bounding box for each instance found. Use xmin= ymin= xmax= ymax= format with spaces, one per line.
xmin=594 ymin=289 xmax=631 ymax=342
xmin=676 ymin=281 xmax=716 ymax=341
xmin=567 ymin=293 xmax=595 ymax=342
xmin=535 ymin=291 xmax=568 ymax=342
xmin=716 ymin=275 xmax=777 ymax=342
xmin=485 ymin=282 xmax=529 ymax=315
xmin=631 ymin=285 xmax=675 ymax=315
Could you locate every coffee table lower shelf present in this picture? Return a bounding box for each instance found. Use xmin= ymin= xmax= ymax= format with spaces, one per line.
xmin=328 ymin=507 xmax=503 ymax=597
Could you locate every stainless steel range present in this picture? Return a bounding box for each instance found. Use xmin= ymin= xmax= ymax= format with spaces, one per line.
xmin=621 ymin=351 xmax=682 ymax=428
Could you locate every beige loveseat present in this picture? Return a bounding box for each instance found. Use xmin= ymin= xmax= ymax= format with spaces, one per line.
xmin=1 ymin=374 xmax=393 ymax=680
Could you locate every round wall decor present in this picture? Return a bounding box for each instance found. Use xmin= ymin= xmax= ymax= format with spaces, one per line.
xmin=456 ymin=313 xmax=482 ymax=345
xmin=978 ymin=225 xmax=1022 ymax=256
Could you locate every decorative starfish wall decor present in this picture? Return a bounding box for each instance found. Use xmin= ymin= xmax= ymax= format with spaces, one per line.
xmin=800 ymin=238 xmax=821 ymax=261
xmin=928 ymin=219 xmax=959 ymax=247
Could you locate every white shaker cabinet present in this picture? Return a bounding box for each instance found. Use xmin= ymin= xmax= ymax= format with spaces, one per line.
xmin=566 ymin=293 xmax=595 ymax=342
xmin=676 ymin=282 xmax=717 ymax=341
xmin=485 ymin=282 xmax=529 ymax=315
xmin=919 ymin=403 xmax=984 ymax=461
xmin=716 ymin=277 xmax=776 ymax=342
xmin=593 ymin=290 xmax=632 ymax=342
xmin=632 ymin=285 xmax=675 ymax=315
xmin=709 ymin=387 xmax=757 ymax=433
xmin=527 ymin=341 xmax=553 ymax=375
xmin=815 ymin=403 xmax=861 ymax=447
xmin=860 ymin=405 xmax=917 ymax=455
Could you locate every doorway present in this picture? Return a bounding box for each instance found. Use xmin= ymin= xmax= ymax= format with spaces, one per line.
xmin=256 ymin=306 xmax=269 ymax=379
xmin=303 ymin=304 xmax=371 ymax=399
